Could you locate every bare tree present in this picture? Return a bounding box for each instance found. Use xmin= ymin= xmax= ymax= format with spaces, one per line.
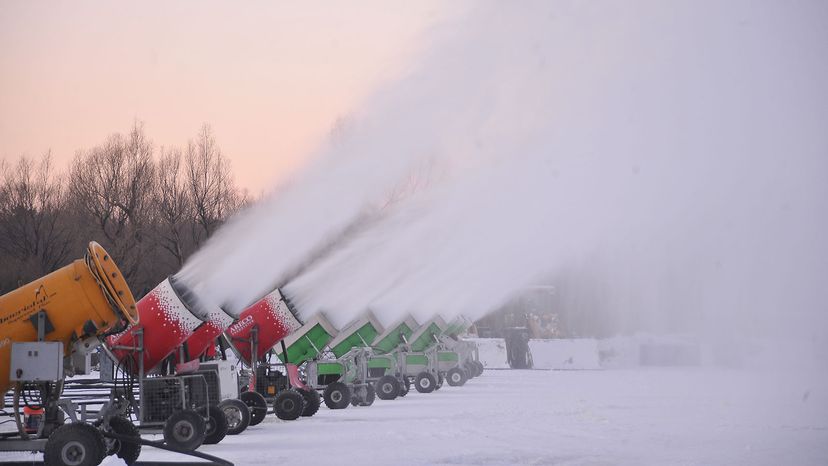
xmin=153 ymin=146 xmax=192 ymax=267
xmin=0 ymin=152 xmax=74 ymax=288
xmin=69 ymin=121 xmax=156 ymax=282
xmin=185 ymin=124 xmax=245 ymax=246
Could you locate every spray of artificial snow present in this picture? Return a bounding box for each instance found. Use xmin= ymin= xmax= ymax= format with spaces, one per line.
xmin=179 ymin=0 xmax=828 ymax=364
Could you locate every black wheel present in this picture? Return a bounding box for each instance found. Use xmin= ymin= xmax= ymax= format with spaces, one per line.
xmin=163 ymin=410 xmax=205 ymax=452
xmin=239 ymin=391 xmax=268 ymax=426
xmin=434 ymin=373 xmax=444 ymax=391
xmin=375 ymin=375 xmax=400 ymax=400
xmin=323 ymin=382 xmax=351 ymax=409
xmin=299 ymin=388 xmax=321 ymax=417
xmin=415 ymin=372 xmax=437 ymax=393
xmin=103 ymin=416 xmax=141 ymax=465
xmin=359 ymin=383 xmax=376 ymax=407
xmin=447 ymin=367 xmax=468 ymax=387
xmin=473 ymin=361 xmax=483 ymax=377
xmin=463 ymin=364 xmax=475 ymax=379
xmin=44 ymin=423 xmax=106 ymax=466
xmin=397 ymin=377 xmax=410 ymax=397
xmin=274 ymin=390 xmax=305 ymax=421
xmin=203 ymin=405 xmax=228 ymax=445
xmin=219 ymin=399 xmax=250 ymax=435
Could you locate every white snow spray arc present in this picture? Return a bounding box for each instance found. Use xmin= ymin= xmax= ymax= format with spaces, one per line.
xmin=180 ymin=0 xmax=828 ymax=369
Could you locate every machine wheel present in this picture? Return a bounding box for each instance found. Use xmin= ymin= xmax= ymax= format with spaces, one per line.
xmin=397 ymin=378 xmax=410 ymax=397
xmin=359 ymin=383 xmax=376 ymax=407
xmin=163 ymin=410 xmax=205 ymax=452
xmin=474 ymin=361 xmax=484 ymax=377
xmin=274 ymin=390 xmax=305 ymax=421
xmin=415 ymin=372 xmax=437 ymax=393
xmin=203 ymin=405 xmax=229 ymax=445
xmin=104 ymin=416 xmax=141 ymax=465
xmin=299 ymin=389 xmax=321 ymax=417
xmin=375 ymin=375 xmax=400 ymax=400
xmin=44 ymin=422 xmax=106 ymax=466
xmin=464 ymin=365 xmax=475 ymax=379
xmin=447 ymin=367 xmax=468 ymax=387
xmin=323 ymin=382 xmax=351 ymax=409
xmin=239 ymin=391 xmax=268 ymax=426
xmin=219 ymin=399 xmax=250 ymax=435
xmin=434 ymin=373 xmax=444 ymax=391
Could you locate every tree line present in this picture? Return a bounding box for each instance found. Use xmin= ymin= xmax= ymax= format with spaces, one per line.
xmin=0 ymin=121 xmax=249 ymax=297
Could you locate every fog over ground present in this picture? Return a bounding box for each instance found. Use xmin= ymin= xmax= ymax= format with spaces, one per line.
xmin=179 ymin=0 xmax=828 ymax=367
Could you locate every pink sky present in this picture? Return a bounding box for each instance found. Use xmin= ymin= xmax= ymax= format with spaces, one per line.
xmin=0 ymin=1 xmax=456 ymax=193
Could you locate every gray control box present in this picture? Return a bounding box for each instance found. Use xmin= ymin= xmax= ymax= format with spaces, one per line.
xmin=10 ymin=342 xmax=63 ymax=382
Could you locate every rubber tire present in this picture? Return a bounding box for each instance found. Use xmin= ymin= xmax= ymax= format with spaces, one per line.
xmin=203 ymin=405 xmax=229 ymax=445
xmin=299 ymin=389 xmax=321 ymax=417
xmin=44 ymin=422 xmax=106 ymax=466
xmin=163 ymin=410 xmax=206 ymax=452
xmin=219 ymin=399 xmax=250 ymax=435
xmin=359 ymin=383 xmax=376 ymax=407
xmin=239 ymin=391 xmax=268 ymax=426
xmin=323 ymin=382 xmax=351 ymax=409
xmin=375 ymin=375 xmax=400 ymax=400
xmin=274 ymin=390 xmax=305 ymax=421
xmin=397 ymin=378 xmax=410 ymax=397
xmin=434 ymin=373 xmax=444 ymax=391
xmin=105 ymin=416 xmax=141 ymax=465
xmin=472 ymin=361 xmax=484 ymax=377
xmin=415 ymin=372 xmax=437 ymax=394
xmin=447 ymin=367 xmax=468 ymax=387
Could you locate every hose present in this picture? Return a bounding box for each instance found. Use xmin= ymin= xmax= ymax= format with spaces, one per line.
xmin=102 ymin=431 xmax=234 ymax=466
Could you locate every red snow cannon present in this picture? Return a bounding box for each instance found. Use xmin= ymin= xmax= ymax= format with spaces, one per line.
xmin=178 ymin=306 xmax=236 ymax=362
xmin=108 ymin=275 xmax=220 ymax=373
xmin=225 ymin=289 xmax=301 ymax=363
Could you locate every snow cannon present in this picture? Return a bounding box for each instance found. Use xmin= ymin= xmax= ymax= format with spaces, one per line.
xmin=399 ymin=316 xmax=456 ymax=393
xmin=439 ymin=316 xmax=484 ymax=381
xmin=407 ymin=316 xmax=447 ymax=353
xmin=372 ymin=315 xmax=419 ymax=355
xmin=178 ymin=306 xmax=236 ymax=362
xmin=367 ymin=315 xmax=419 ymax=397
xmin=225 ymin=289 xmax=302 ymax=364
xmin=273 ymin=314 xmax=338 ymax=365
xmin=327 ymin=312 xmax=383 ymax=359
xmin=0 ymin=242 xmax=138 ymax=394
xmin=108 ymin=275 xmax=221 ymax=373
xmin=232 ymin=312 xmax=332 ymax=421
xmin=300 ymin=312 xmax=390 ymax=406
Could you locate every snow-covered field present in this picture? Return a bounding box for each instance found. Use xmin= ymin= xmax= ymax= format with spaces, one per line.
xmin=4 ymin=368 xmax=826 ymax=466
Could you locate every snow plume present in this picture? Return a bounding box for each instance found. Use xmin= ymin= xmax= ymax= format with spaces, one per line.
xmin=286 ymin=0 xmax=828 ymax=345
xmin=181 ymin=0 xmax=828 ymax=357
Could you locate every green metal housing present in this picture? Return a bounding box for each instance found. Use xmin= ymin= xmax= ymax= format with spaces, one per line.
xmin=327 ymin=313 xmax=383 ymax=358
xmin=275 ymin=314 xmax=338 ymax=364
xmin=372 ymin=316 xmax=419 ymax=354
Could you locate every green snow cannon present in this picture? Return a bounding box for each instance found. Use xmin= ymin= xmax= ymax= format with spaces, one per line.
xmin=438 ymin=316 xmax=484 ymax=385
xmin=399 ymin=316 xmax=448 ymax=394
xmin=368 ymin=315 xmax=419 ymax=397
xmin=255 ymin=314 xmax=337 ymax=418
xmin=304 ymin=312 xmax=388 ymax=407
xmin=274 ymin=313 xmax=368 ymax=410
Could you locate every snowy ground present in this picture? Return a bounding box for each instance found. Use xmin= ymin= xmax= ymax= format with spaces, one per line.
xmin=3 ymin=368 xmax=826 ymax=465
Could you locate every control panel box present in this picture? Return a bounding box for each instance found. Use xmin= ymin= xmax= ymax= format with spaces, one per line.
xmin=9 ymin=342 xmax=63 ymax=382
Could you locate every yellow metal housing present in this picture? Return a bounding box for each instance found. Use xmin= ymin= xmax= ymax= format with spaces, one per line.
xmin=0 ymin=242 xmax=138 ymax=393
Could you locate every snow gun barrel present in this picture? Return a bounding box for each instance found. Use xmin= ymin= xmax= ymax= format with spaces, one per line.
xmin=0 ymin=241 xmax=138 ymax=393
xmin=108 ymin=274 xmax=222 ymax=373
xmin=224 ymin=289 xmax=302 ymax=365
